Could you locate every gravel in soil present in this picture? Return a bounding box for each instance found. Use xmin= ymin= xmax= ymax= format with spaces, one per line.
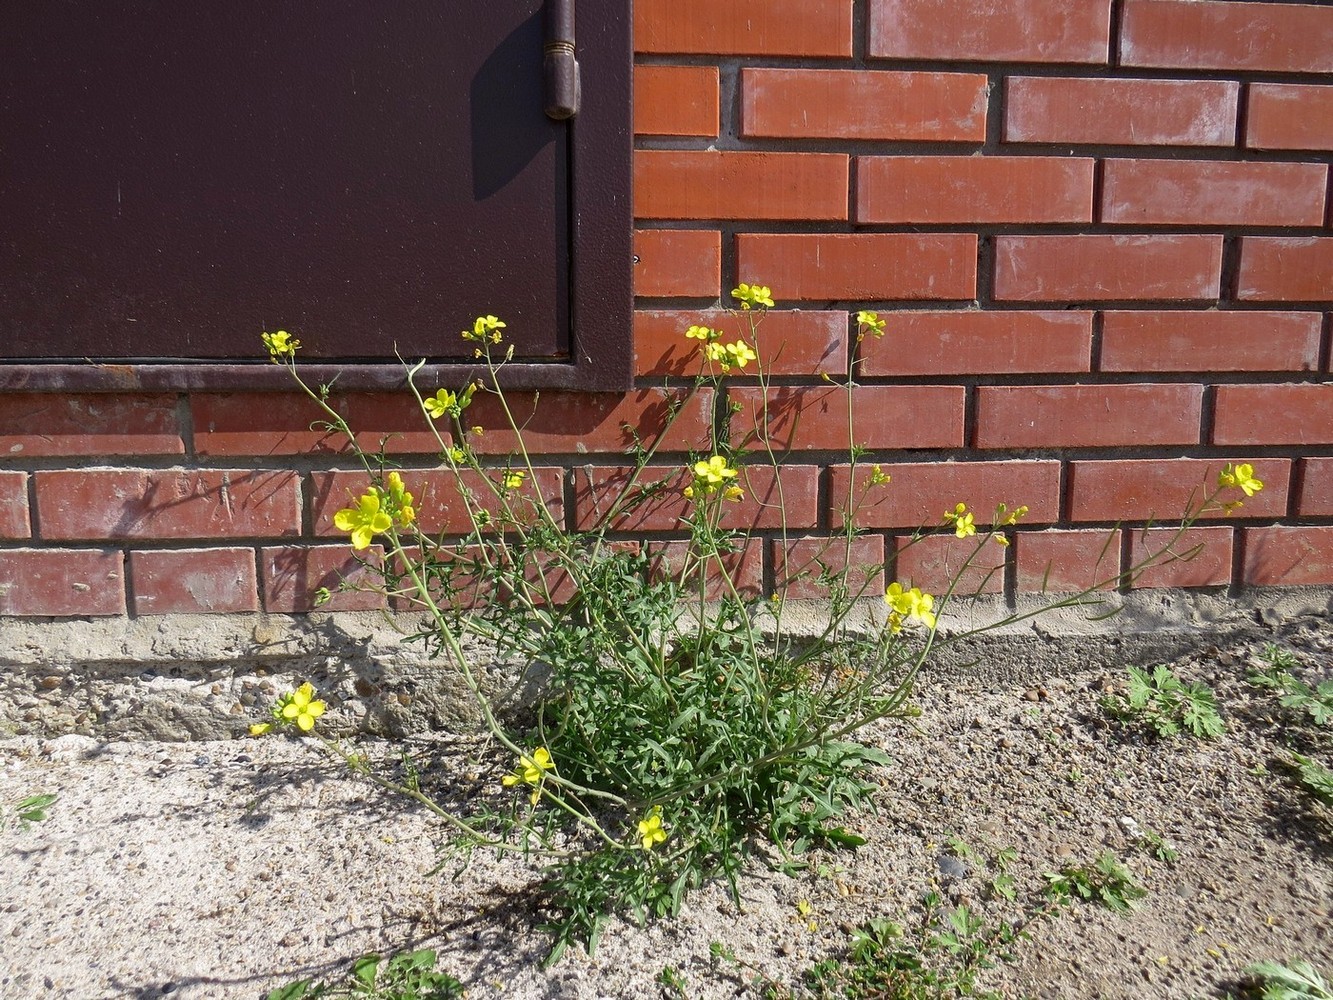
xmin=1 ymin=621 xmax=1330 ymax=1000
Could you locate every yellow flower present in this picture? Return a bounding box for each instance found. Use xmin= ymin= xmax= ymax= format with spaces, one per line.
xmin=869 ymin=465 xmax=891 ymax=486
xmin=884 ymin=582 xmax=937 ymax=630
xmin=261 ymin=330 xmax=300 ymax=360
xmin=694 ymin=456 xmax=736 ymax=484
xmin=943 ymin=502 xmax=976 ymax=539
xmin=424 ymin=389 xmax=457 ymax=420
xmin=723 ymin=340 xmax=758 ymax=369
xmin=385 ymin=472 xmax=415 ymax=526
xmin=693 ymin=455 xmax=738 ymax=490
xmin=503 ymin=747 xmax=555 ymax=805
xmin=856 ymin=310 xmax=886 ymax=337
xmin=731 ymin=283 xmax=774 ymax=310
xmin=333 ymin=491 xmax=393 ymax=549
xmin=280 ymin=682 xmax=326 ymax=732
xmin=637 ymin=806 xmax=667 ymax=850
xmin=704 ymin=341 xmax=731 ymax=370
xmin=723 ymin=484 xmax=744 ymax=502
xmin=504 ymin=470 xmax=526 ymax=489
xmin=997 ymin=504 xmax=1029 ymax=526
xmin=1219 ymin=463 xmax=1263 ymax=497
xmin=994 ymin=534 xmax=1011 ymax=548
xmin=685 ymin=325 xmax=717 ymax=342
xmin=446 ymin=445 xmax=466 ymax=464
xmin=463 ymin=314 xmax=506 ymax=343
xmin=248 ymin=722 xmax=272 ymax=736
xmin=682 ymin=484 xmax=695 ymax=500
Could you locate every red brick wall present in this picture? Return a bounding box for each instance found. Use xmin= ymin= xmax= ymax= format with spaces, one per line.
xmin=2 ymin=0 xmax=1331 ymax=616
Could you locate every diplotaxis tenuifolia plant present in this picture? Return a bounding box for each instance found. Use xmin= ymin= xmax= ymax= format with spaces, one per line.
xmin=250 ymin=288 xmax=1262 ymax=961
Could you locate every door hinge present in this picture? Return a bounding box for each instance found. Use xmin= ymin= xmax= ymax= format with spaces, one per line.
xmin=543 ymin=0 xmax=580 ymax=119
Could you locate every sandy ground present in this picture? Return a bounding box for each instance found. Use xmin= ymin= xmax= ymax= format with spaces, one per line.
xmin=1 ymin=617 xmax=1330 ymax=1000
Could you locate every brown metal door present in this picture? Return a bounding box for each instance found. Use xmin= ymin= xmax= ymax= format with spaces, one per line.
xmin=0 ymin=2 xmax=629 ymax=387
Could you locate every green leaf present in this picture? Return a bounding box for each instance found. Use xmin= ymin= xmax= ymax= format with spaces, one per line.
xmin=822 ymin=826 xmax=867 ymax=848
xmin=351 ymin=954 xmax=380 ymax=987
xmin=265 ymin=981 xmax=312 ymax=1000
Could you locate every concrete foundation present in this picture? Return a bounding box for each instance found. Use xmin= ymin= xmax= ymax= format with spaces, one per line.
xmin=1 ymin=587 xmax=1328 ymax=741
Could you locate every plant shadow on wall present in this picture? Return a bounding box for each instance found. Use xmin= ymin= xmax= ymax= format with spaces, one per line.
xmin=247 ymin=300 xmax=1263 ymax=965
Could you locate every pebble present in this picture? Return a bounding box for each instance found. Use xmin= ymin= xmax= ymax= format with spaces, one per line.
xmin=936 ymin=853 xmax=969 ymax=879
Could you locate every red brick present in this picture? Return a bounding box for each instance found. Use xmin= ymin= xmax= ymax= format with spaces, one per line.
xmin=731 ymin=386 xmax=965 ymax=451
xmin=313 ymin=468 xmax=566 ymax=538
xmin=648 ymin=538 xmax=765 ymax=600
xmin=870 ymin=0 xmax=1111 ymax=62
xmin=633 ymin=230 xmax=721 ymax=298
xmin=634 ymin=66 xmax=718 ymax=137
xmin=0 ymin=394 xmax=182 ymax=458
xmin=1121 ymin=0 xmax=1333 ymax=74
xmin=262 ymin=545 xmax=387 ymax=612
xmin=742 ymin=69 xmax=986 ymax=141
xmin=35 ymin=469 xmax=302 ymax=541
xmin=0 ymin=548 xmax=125 ymax=617
xmin=1243 ymin=526 xmax=1333 ymax=587
xmin=737 ymin=234 xmax=977 ymax=301
xmin=388 ymin=540 xmax=620 ymax=613
xmin=774 ymin=535 xmax=885 ymax=600
xmin=1298 ymin=458 xmax=1333 ymax=517
xmin=994 ymin=235 xmax=1222 ymax=302
xmin=830 ymin=461 xmax=1062 ymax=529
xmin=1102 ymin=159 xmax=1327 ymax=227
xmin=1067 ymin=459 xmax=1291 ymax=522
xmin=635 ymin=310 xmax=848 ymax=378
xmin=1004 ymin=77 xmax=1238 ymax=146
xmin=634 ymin=0 xmax=852 ymax=56
xmin=0 ymin=472 xmax=29 ymax=539
xmin=1213 ymin=384 xmax=1333 ymax=446
xmin=894 ymin=533 xmax=1005 ymax=596
xmin=861 ymin=311 xmax=1092 ymax=377
xmin=1128 ymin=526 xmax=1232 ymax=589
xmin=1016 ymin=529 xmax=1121 ymax=593
xmin=192 ymin=392 xmax=357 ymax=456
xmin=130 ymin=548 xmax=258 ymax=614
xmin=635 ymin=150 xmax=848 ymax=221
xmin=1100 ymin=311 xmax=1321 ymax=373
xmin=1247 ymin=84 xmax=1333 ymax=152
xmin=975 ymin=384 xmax=1202 ymax=449
xmin=857 ymin=156 xmax=1093 ymax=225
xmin=196 ymin=388 xmax=713 ymax=457
xmin=574 ymin=465 xmax=818 ymax=532
xmin=467 ymin=389 xmax=714 ymax=456
xmin=1237 ymin=238 xmax=1333 ymax=302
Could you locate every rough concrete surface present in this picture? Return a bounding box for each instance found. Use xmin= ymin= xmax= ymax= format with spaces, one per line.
xmin=0 ymin=590 xmax=1330 ymax=1000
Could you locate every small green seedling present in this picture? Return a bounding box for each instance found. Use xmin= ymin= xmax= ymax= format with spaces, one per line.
xmin=1284 ymin=753 xmax=1333 ymax=809
xmin=657 ymin=964 xmax=688 ymax=998
xmin=1102 ymin=666 xmax=1225 ymax=739
xmin=1139 ymin=828 xmax=1179 ymax=865
xmin=1249 ymin=667 xmax=1333 ymax=728
xmin=1044 ymin=852 xmax=1147 ymax=914
xmin=1244 ymin=958 xmax=1333 ymax=1000
xmin=2 ymin=793 xmax=56 ymax=833
xmin=265 ymin=949 xmax=463 ymax=1000
xmin=1260 ymin=644 xmax=1299 ymax=672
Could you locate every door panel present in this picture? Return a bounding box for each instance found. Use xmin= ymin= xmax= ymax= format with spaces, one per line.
xmin=0 ymin=1 xmax=604 ymax=372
